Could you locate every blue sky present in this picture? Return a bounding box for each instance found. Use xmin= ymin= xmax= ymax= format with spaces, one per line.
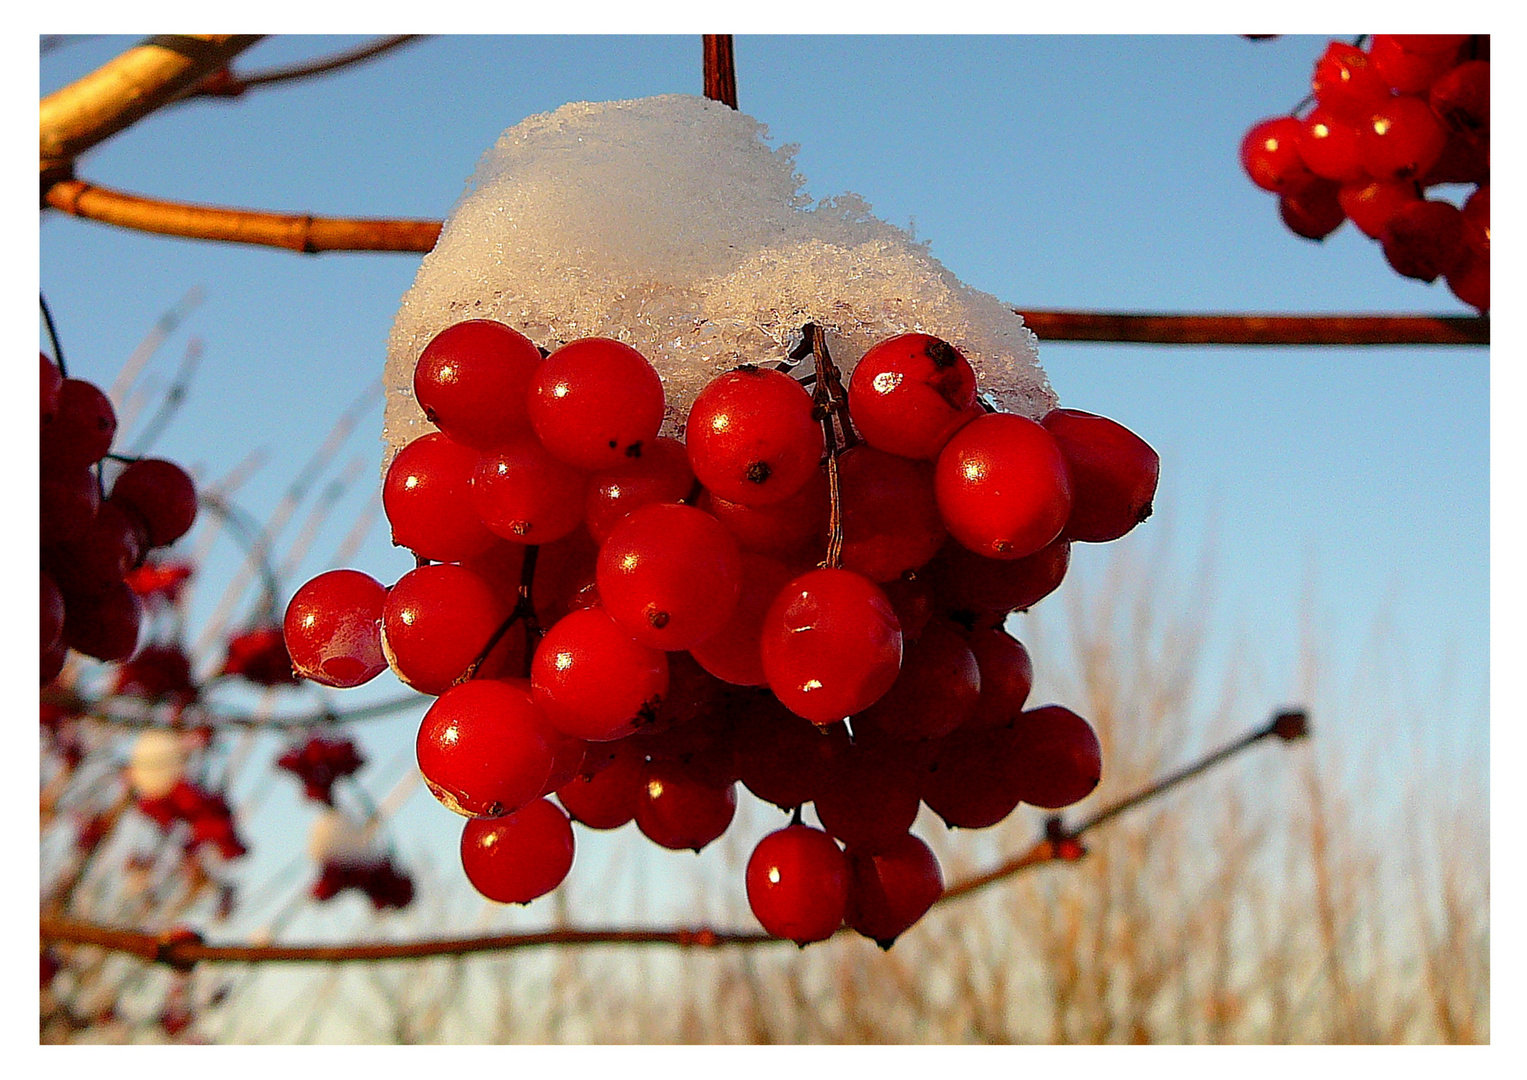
xmin=37 ymin=35 xmax=1490 ymax=940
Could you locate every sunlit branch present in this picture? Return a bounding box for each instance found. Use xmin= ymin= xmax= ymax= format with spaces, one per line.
xmin=186 ymin=36 xmax=425 ymax=98
xmin=1017 ymin=309 xmax=1488 ymax=346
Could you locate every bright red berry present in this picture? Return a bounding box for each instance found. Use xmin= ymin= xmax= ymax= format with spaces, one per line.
xmin=935 ymin=412 xmax=1072 ymax=560
xmin=746 ymin=825 xmax=849 ymax=945
xmin=596 ymin=503 xmax=743 ymax=650
xmin=413 ymin=319 xmax=542 ymax=450
xmin=837 ymin=446 xmax=947 ymax=583
xmin=531 ymin=608 xmax=669 ymax=741
xmin=698 ymin=470 xmax=829 ymax=566
xmin=1041 ymin=408 xmax=1160 ymax=543
xmin=760 ymin=568 xmax=903 ymax=725
xmin=1296 ymin=107 xmax=1366 ymax=183
xmin=528 ymin=338 xmax=665 ymax=472
xmin=472 ymin=434 xmax=589 ymax=545
xmin=1240 ymin=116 xmax=1318 ymax=194
xmin=283 ymin=569 xmax=388 ymax=688
xmin=460 ymin=798 xmax=574 ymax=904
xmin=383 ymin=432 xmax=499 ymax=562
xmin=1311 ymin=42 xmax=1392 ymax=125
xmin=1338 ymin=177 xmax=1423 ymax=239
xmin=847 ymin=333 xmax=981 ymax=461
xmin=1361 ymin=96 xmax=1449 ymax=181
xmin=417 ymin=679 xmax=556 ymax=818
xmin=583 ymin=436 xmax=695 ymax=545
xmin=686 ymin=366 xmax=824 ymax=507
xmin=689 ymin=553 xmax=795 ymax=687
xmin=381 ymin=563 xmax=510 ymax=696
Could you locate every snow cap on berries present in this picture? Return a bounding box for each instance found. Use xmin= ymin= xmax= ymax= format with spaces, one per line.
xmin=384 ymin=94 xmax=1053 ymax=469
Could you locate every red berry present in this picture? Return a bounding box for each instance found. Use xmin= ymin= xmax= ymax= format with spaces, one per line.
xmin=109 ymin=458 xmax=197 ymax=548
xmin=381 ymin=563 xmax=510 ymax=696
xmin=531 ymin=608 xmax=669 ymax=741
xmin=760 ymin=568 xmax=903 ymax=725
xmin=927 ymin=535 xmax=1071 ymax=628
xmin=40 ymin=464 xmax=101 ymax=549
xmin=814 ymin=740 xmax=921 ymax=854
xmin=583 ymin=436 xmax=695 ymax=545
xmin=1240 ymin=116 xmax=1318 ymax=194
xmin=1296 ymin=107 xmax=1366 ymax=183
xmin=699 ymin=469 xmax=829 ymax=566
xmin=1311 ymin=42 xmax=1392 ymax=125
xmin=1337 ymin=177 xmax=1422 ymax=239
xmin=555 ymin=742 xmax=645 ymax=829
xmin=845 ymin=832 xmax=944 ymax=948
xmin=413 ymin=319 xmax=542 ymax=451
xmin=1361 ymin=96 xmax=1449 ymax=181
xmin=528 ymin=338 xmax=665 ymax=472
xmin=746 ymin=825 xmax=849 ymax=945
xmin=383 ymin=432 xmax=499 ymax=562
xmin=1462 ymin=185 xmax=1490 ymax=254
xmin=417 ymin=679 xmax=556 ymax=818
xmin=221 ymin=625 xmax=298 ymax=686
xmin=732 ymin=692 xmax=849 ymax=810
xmin=114 ymin=644 xmax=196 ymax=703
xmin=633 ymin=758 xmax=737 ymax=852
xmin=1429 ymin=60 xmax=1490 ymax=135
xmin=1279 ymin=179 xmax=1347 ymax=241
xmin=596 ymin=503 xmax=743 ymax=650
xmin=847 ymin=333 xmax=981 ymax=461
xmin=1009 ymin=705 xmax=1103 ymax=810
xmin=686 ymin=366 xmax=824 ymax=507
xmin=689 ymin=553 xmax=796 ymax=687
xmin=472 ymin=434 xmax=589 ymax=545
xmin=856 ymin=620 xmax=981 ymax=742
xmin=935 ymin=412 xmax=1071 ymax=560
xmin=64 ymin=580 xmax=142 ymax=662
xmin=1041 ymin=408 xmax=1160 ymax=543
xmin=1390 ymin=34 xmax=1470 ymax=56
xmin=964 ymin=628 xmax=1034 ymax=731
xmin=1446 ymin=246 xmax=1490 ymax=312
xmin=460 ymin=798 xmax=574 ymax=904
xmin=41 ymin=354 xmax=62 ymax=423
xmin=918 ymin=724 xmax=1024 ymax=830
xmin=1382 ymin=199 xmax=1467 ymax=282
xmin=1369 ymin=35 xmax=1461 ymax=96
xmin=283 ymin=569 xmax=388 ymax=688
xmin=837 ymin=446 xmax=947 ymax=583
xmin=41 ymin=378 xmax=116 ymax=471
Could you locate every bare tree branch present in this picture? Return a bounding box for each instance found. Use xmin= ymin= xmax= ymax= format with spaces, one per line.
xmin=187 ymin=35 xmax=426 ymax=98
xmin=40 ymin=34 xmax=265 ymax=182
xmin=1017 ymin=310 xmax=1488 ymax=346
xmin=43 ymin=178 xmax=442 ymax=254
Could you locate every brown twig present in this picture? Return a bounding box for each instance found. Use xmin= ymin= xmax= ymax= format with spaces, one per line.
xmin=39 ymin=708 xmax=1306 ymax=966
xmin=801 ymin=324 xmax=855 ymax=570
xmin=42 ymin=690 xmax=426 ymax=732
xmin=44 ymin=178 xmax=442 ymax=254
xmin=702 ymin=35 xmax=738 ymax=109
xmin=40 ymin=35 xmax=265 ymax=183
xmin=1016 ymin=310 xmax=1488 ymax=346
xmin=185 ymin=35 xmax=425 ymax=98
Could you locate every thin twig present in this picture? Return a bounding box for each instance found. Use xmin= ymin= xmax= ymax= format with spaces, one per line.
xmin=42 ymin=690 xmax=426 ymax=732
xmin=40 ymin=295 xmax=68 ymax=377
xmin=1016 ymin=310 xmax=1488 ymax=346
xmin=186 ymin=35 xmax=425 ymax=98
xmin=39 ymin=707 xmax=1307 ymax=965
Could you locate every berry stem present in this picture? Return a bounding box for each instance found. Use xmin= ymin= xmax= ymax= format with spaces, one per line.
xmin=40 ymin=294 xmax=69 ymax=377
xmin=454 ymin=544 xmax=542 ymax=685
xmin=798 ymin=322 xmax=856 ymax=570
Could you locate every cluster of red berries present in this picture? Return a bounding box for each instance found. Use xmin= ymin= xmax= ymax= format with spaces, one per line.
xmin=1240 ymin=34 xmax=1489 ymax=311
xmin=311 ymin=857 xmax=415 ymax=911
xmin=220 ymin=625 xmax=298 ymax=687
xmin=284 ymin=319 xmax=1157 ymax=946
xmin=41 ymin=352 xmax=200 ymax=684
xmin=136 ymin=778 xmax=247 ymax=860
xmin=276 ymin=735 xmax=367 ymax=805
